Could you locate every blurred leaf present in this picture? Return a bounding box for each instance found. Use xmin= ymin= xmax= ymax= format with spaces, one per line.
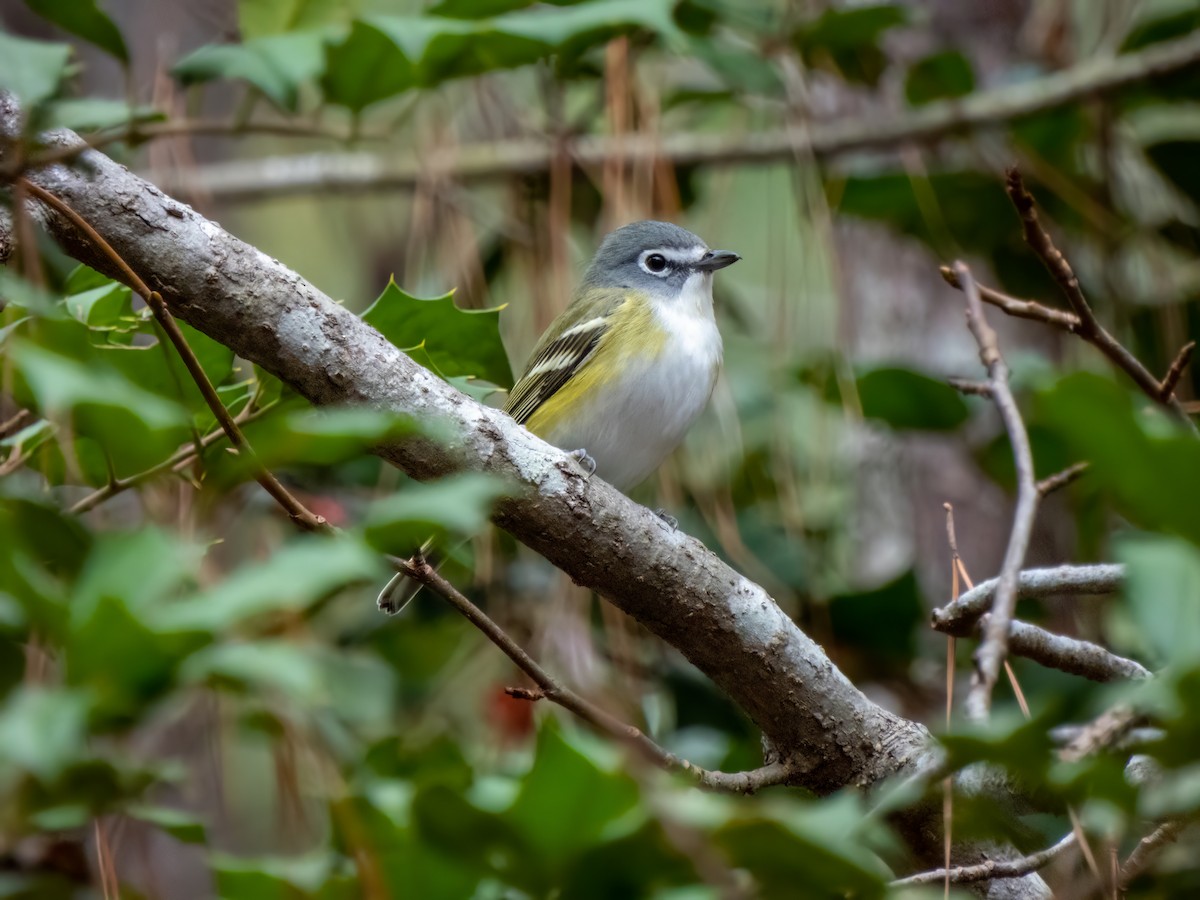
xmin=428 ymin=0 xmax=536 ymax=17
xmin=24 ymin=0 xmax=129 ymax=63
xmin=854 ymin=366 xmax=969 ymax=431
xmin=157 ymin=534 xmax=385 ymax=632
xmin=73 ymin=528 xmax=201 ymax=620
xmin=173 ymin=31 xmax=329 ymax=111
xmin=0 ymin=687 xmax=89 ymax=782
xmin=125 ymin=803 xmax=207 ymax=844
xmin=560 ymin=820 xmax=697 ymax=899
xmin=1119 ymin=534 xmax=1200 ymax=668
xmin=46 ymin=98 xmax=163 ymax=131
xmin=322 ymin=1 xmax=678 ymax=112
xmin=0 ymin=32 xmax=72 ymax=108
xmin=828 ymin=570 xmax=923 ymax=674
xmin=1 ymin=419 xmax=55 ymax=462
xmin=1034 ymin=373 xmax=1200 ymax=546
xmin=237 ymin=0 xmax=347 ymax=38
xmin=413 ymin=784 xmax=531 ymax=883
xmin=1145 ymin=140 xmax=1200 ymax=203
xmin=363 ymin=279 xmax=513 ymax=389
xmin=64 ymin=282 xmax=133 ymax=329
xmin=364 ymin=473 xmax=512 ymax=555
xmin=904 ymin=50 xmax=974 ymax=105
xmin=506 ymin=722 xmax=641 ymax=873
xmin=715 ymin=795 xmax=888 ymax=899
xmin=793 ymin=3 xmax=907 ymax=86
xmin=213 ymin=853 xmax=332 ymax=898
xmin=941 ymin=709 xmax=1057 ymax=783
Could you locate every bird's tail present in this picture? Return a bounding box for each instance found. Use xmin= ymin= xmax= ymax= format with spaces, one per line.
xmin=376 ymin=570 xmax=425 ymax=615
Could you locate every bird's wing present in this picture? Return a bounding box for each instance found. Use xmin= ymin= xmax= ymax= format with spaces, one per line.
xmin=503 ymin=292 xmax=622 ymax=426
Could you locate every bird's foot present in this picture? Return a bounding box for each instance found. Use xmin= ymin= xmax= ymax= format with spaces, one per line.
xmin=568 ymin=448 xmax=597 ymax=480
xmin=655 ymin=508 xmax=678 ymax=531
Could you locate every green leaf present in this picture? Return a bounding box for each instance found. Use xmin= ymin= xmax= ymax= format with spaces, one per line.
xmin=854 ymin=366 xmax=969 ymax=431
xmin=0 ymin=31 xmax=72 ymax=108
xmin=1119 ymin=535 xmax=1200 ymax=668
xmin=904 ymin=50 xmax=974 ymax=105
xmin=1034 ymin=373 xmax=1200 ymax=546
xmin=715 ymin=795 xmax=889 ymax=899
xmin=64 ymin=282 xmax=133 ymax=329
xmin=124 ymin=804 xmax=207 ymax=844
xmin=793 ymin=3 xmax=907 ymax=86
xmin=428 ymin=0 xmax=536 ymax=17
xmin=173 ymin=31 xmax=329 ymax=111
xmin=24 ymin=0 xmax=129 ymax=63
xmin=213 ymin=853 xmax=332 ymax=898
xmin=363 ymin=473 xmax=512 ymax=555
xmin=0 ymin=687 xmax=89 ymax=781
xmin=237 ymin=0 xmax=347 ymax=38
xmin=47 ymin=98 xmax=163 ymax=132
xmin=412 ymin=784 xmax=531 ymax=884
xmin=506 ymin=722 xmax=641 ymax=872
xmin=363 ymin=279 xmax=513 ymax=389
xmin=156 ymin=534 xmax=385 ymax=632
xmin=320 ymin=18 xmax=419 ymax=112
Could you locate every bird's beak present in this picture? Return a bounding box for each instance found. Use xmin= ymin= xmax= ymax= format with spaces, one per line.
xmin=693 ymin=250 xmax=741 ymax=272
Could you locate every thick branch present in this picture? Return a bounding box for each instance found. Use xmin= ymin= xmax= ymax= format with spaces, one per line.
xmin=932 ymin=564 xmax=1124 ymax=635
xmin=137 ymin=30 xmax=1200 ymax=201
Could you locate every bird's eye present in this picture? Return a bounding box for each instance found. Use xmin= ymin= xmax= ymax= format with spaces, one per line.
xmin=644 ymin=253 xmax=668 ymax=274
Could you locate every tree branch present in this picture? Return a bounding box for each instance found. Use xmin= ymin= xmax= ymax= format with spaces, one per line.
xmin=892 ymin=833 xmax=1076 ymax=887
xmin=976 ymin=614 xmax=1151 ymax=682
xmin=955 ymin=263 xmax=1041 ymax=723
xmin=135 ymin=30 xmax=1200 ymax=201
xmin=931 ymin=564 xmax=1125 ymax=635
xmin=395 ymin=554 xmax=794 ymax=794
xmin=1003 ymin=168 xmax=1197 ymax=433
xmin=1118 ymin=820 xmax=1186 ymax=889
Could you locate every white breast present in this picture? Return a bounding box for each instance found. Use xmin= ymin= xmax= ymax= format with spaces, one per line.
xmin=542 ymin=272 xmax=722 ymax=491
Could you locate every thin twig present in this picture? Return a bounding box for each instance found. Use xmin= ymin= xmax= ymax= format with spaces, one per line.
xmin=947 ymin=377 xmax=992 ymax=397
xmin=956 ymin=263 xmax=1041 ymax=723
xmin=977 ymin=614 xmax=1151 ymax=682
xmin=940 ymin=266 xmax=1082 ymax=332
xmin=1004 ymin=168 xmax=1197 ymax=433
xmin=395 ymin=554 xmax=795 ymax=795
xmin=18 ymin=179 xmax=324 ymax=531
xmin=1060 ymin=705 xmax=1141 ymax=763
xmin=1036 ymin=461 xmax=1089 ymax=497
xmin=1159 ymin=341 xmax=1195 ymax=402
xmin=69 ymin=404 xmax=266 ymax=514
xmin=892 ymin=832 xmax=1076 ymax=887
xmin=932 ymin=564 xmax=1124 ymax=635
xmin=1118 ymin=820 xmax=1186 ymax=889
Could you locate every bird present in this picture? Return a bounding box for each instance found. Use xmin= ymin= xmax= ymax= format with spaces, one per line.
xmin=377 ymin=219 xmax=740 ymax=614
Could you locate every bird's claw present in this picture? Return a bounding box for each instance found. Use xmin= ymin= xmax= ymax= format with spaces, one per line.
xmin=655 ymin=509 xmax=678 ymax=531
xmin=568 ymin=448 xmax=597 ymax=480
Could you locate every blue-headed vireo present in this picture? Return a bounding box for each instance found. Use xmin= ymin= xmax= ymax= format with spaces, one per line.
xmin=378 ymin=220 xmax=739 ymax=613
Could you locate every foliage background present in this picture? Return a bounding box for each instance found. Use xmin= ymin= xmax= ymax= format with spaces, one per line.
xmin=2 ymin=0 xmax=1200 ymax=896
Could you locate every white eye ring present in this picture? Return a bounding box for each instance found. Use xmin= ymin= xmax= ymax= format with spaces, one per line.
xmin=640 ymin=251 xmax=670 ymax=276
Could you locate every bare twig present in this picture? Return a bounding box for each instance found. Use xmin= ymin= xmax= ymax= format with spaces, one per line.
xmin=892 ymin=832 xmax=1077 ymax=887
xmin=932 ymin=564 xmax=1124 ymax=635
xmin=1004 ymin=169 xmax=1197 ymax=433
xmin=395 ymin=554 xmax=795 ymax=795
xmin=977 ymin=614 xmax=1151 ymax=682
xmin=18 ymin=179 xmax=324 ymax=531
xmin=1159 ymin=341 xmax=1196 ymax=402
xmin=1119 ymin=820 xmax=1186 ymax=888
xmin=940 ymin=266 xmax=1082 ymax=332
xmin=68 ymin=403 xmax=267 ymax=514
xmin=1060 ymin=705 xmax=1141 ymax=763
xmin=1036 ymin=461 xmax=1089 ymax=496
xmin=955 ymin=263 xmax=1041 ymax=723
xmin=947 ymin=377 xmax=992 ymax=397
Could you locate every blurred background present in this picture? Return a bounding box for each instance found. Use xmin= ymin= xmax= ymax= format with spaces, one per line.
xmin=2 ymin=0 xmax=1200 ymax=897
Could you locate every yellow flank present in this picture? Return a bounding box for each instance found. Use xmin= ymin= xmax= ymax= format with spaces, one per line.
xmin=525 ymin=291 xmax=666 ymax=438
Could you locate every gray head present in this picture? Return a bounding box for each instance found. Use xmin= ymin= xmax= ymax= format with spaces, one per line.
xmin=580 ymin=220 xmax=739 ymax=294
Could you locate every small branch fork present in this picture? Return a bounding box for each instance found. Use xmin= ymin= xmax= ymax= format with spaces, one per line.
xmin=18 ymin=179 xmax=325 ymax=532
xmin=394 ymin=555 xmax=794 ymax=794
xmin=942 ymin=169 xmax=1197 ymax=433
xmin=955 ymin=262 xmax=1041 ymax=723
